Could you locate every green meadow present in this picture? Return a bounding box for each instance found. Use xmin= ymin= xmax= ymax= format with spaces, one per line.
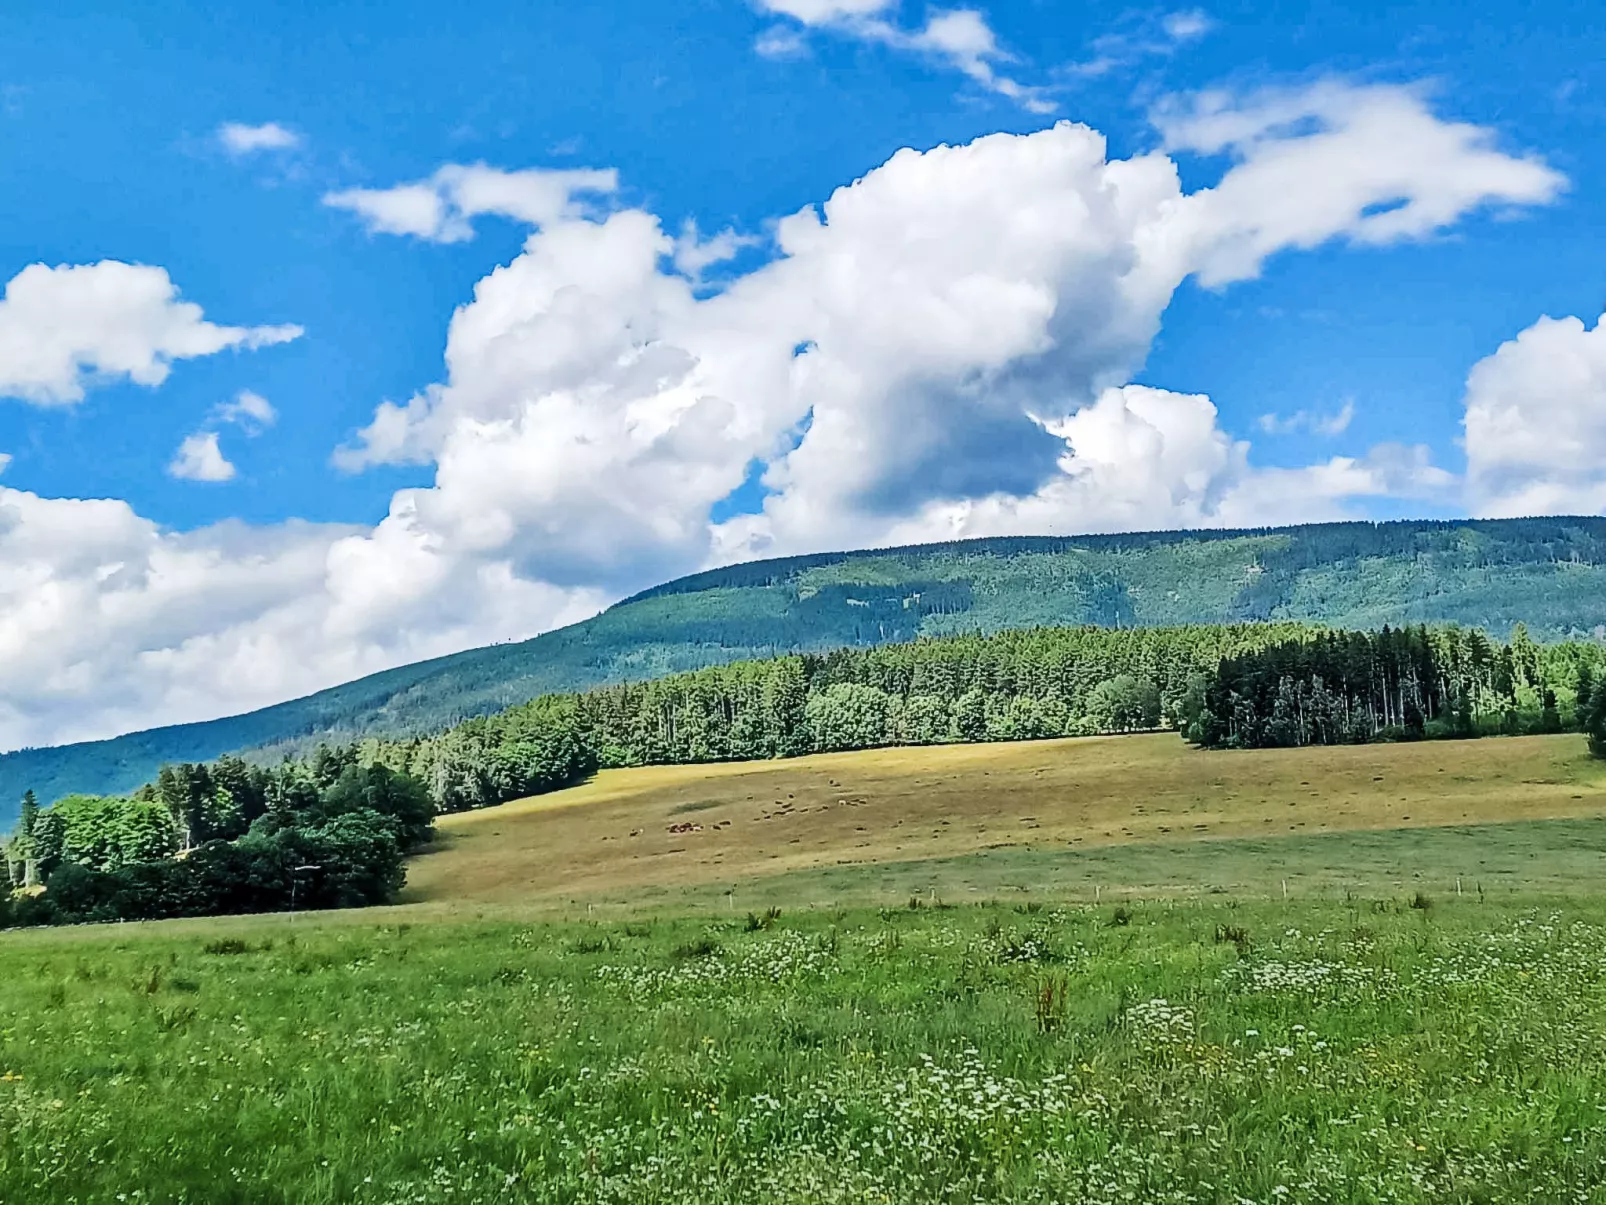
xmin=5 ymin=891 xmax=1606 ymax=1203
xmin=7 ymin=734 xmax=1606 ymax=1201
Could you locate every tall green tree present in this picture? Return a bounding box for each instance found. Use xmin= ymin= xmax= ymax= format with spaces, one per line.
xmin=1586 ymin=681 xmax=1606 ymax=760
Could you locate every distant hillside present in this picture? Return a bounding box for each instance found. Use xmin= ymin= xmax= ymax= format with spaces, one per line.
xmin=5 ymin=516 xmax=1606 ymax=818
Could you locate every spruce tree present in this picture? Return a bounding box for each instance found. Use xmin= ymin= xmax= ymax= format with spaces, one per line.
xmin=1587 ymin=681 xmax=1606 ymax=760
xmin=1540 ymin=688 xmax=1563 ymax=734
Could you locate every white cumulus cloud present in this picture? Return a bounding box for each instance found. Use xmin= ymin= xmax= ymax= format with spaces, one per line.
xmin=0 ymin=483 xmax=604 ymax=749
xmin=168 ymin=432 xmax=236 ymax=483
xmin=213 ymin=389 xmax=277 ymax=432
xmin=0 ymin=262 xmax=302 ymax=405
xmin=1154 ymin=82 xmax=1565 ymax=286
xmin=1464 ymin=311 xmax=1606 ymax=517
xmin=816 ymin=391 xmax=1453 ymax=550
xmin=0 ymin=81 xmax=1566 ymax=748
xmin=324 ymin=164 xmax=617 ymax=243
xmin=754 ymin=1 xmax=1054 ymax=110
xmin=332 ymin=80 xmax=1551 ymax=569
xmin=1162 ymin=10 xmax=1213 ymax=42
xmin=909 ymin=10 xmax=1052 ymax=111
xmin=757 ymin=0 xmax=893 ymax=22
xmin=673 ymin=219 xmax=760 ymax=281
xmin=167 ymin=391 xmax=279 ymax=486
xmin=217 ymin=121 xmax=301 ymax=155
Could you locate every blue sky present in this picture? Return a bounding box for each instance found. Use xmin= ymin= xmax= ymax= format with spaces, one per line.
xmin=1 ymin=0 xmax=1604 ymax=747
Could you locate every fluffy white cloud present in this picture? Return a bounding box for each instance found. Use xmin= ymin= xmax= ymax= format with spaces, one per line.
xmin=213 ymin=389 xmax=277 ymax=431
xmin=673 ymin=219 xmax=759 ymax=281
xmin=1464 ymin=311 xmax=1606 ymax=516
xmin=822 ymin=385 xmax=1258 ymax=546
xmin=722 ymin=392 xmax=1453 ymax=555
xmin=0 ymin=82 xmax=1565 ymax=747
xmin=0 ymin=262 xmax=302 ymax=405
xmin=324 ymin=164 xmax=617 ymax=243
xmin=168 ymin=432 xmax=236 ymax=483
xmin=0 ymin=483 xmax=605 ymax=749
xmin=1155 ymin=82 xmax=1565 ymax=285
xmin=0 ymin=490 xmax=328 ymax=744
xmin=755 ymin=1 xmax=1053 ymax=110
xmin=336 ymin=81 xmax=1549 ymax=573
xmin=217 ymin=121 xmax=301 ymax=155
xmin=166 ymin=391 xmax=280 ymax=485
xmin=757 ymin=0 xmax=893 ymax=22
xmin=1162 ymin=10 xmax=1212 ymax=41
xmin=909 ymin=11 xmax=1053 ymax=111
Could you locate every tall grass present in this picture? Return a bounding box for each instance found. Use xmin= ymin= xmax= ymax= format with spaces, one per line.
xmin=4 ymin=896 xmax=1606 ymax=1201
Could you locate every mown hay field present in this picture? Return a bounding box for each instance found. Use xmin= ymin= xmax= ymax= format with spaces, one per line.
xmin=405 ymin=732 xmax=1606 ymax=912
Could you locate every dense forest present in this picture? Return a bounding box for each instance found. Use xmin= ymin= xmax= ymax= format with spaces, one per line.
xmin=10 ymin=515 xmax=1606 ymax=814
xmin=6 ymin=621 xmax=1306 ymax=924
xmin=353 ymin=622 xmax=1605 ymax=815
xmin=341 ymin=623 xmax=1317 ymax=813
xmin=7 ymin=617 xmax=1606 ymax=927
xmin=1 ymin=752 xmax=432 ymax=928
xmin=1188 ymin=624 xmax=1606 ymax=751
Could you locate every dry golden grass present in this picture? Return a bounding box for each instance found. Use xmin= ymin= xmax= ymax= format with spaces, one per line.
xmin=404 ymin=733 xmax=1606 ymax=907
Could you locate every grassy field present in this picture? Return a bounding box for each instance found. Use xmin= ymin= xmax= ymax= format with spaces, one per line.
xmin=407 ymin=732 xmax=1606 ymax=912
xmin=5 ymin=898 xmax=1606 ymax=1202
xmin=7 ymin=732 xmax=1606 ymax=1202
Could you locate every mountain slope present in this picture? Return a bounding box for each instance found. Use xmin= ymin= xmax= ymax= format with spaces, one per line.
xmin=6 ymin=516 xmax=1606 ymax=816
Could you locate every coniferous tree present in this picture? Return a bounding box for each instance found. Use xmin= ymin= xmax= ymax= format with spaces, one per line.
xmin=1587 ymin=681 xmax=1606 ymax=760
xmin=1189 ymin=624 xmax=1605 ymax=749
xmin=28 ymin=810 xmax=64 ymax=883
xmin=1576 ymin=665 xmax=1596 ymax=725
xmin=1540 ymin=688 xmax=1563 ymax=734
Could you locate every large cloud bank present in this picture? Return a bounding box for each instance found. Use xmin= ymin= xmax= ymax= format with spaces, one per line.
xmin=1463 ymin=312 xmax=1606 ymax=517
xmin=0 ymin=82 xmax=1578 ymax=749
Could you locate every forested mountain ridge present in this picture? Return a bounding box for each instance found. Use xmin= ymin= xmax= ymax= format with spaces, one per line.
xmin=6 ymin=515 xmax=1606 ymax=816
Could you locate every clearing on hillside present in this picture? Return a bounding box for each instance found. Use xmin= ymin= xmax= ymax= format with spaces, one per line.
xmin=404 ymin=732 xmax=1606 ymax=911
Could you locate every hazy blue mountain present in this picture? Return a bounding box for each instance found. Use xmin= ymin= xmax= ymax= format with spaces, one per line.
xmin=6 ymin=516 xmax=1606 ymax=820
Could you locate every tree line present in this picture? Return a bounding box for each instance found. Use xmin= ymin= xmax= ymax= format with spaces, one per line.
xmin=2 ymin=751 xmax=432 ymax=928
xmin=353 ymin=622 xmax=1606 ymax=811
xmin=4 ymin=622 xmax=1318 ymax=924
xmin=343 ymin=623 xmax=1322 ymax=814
xmin=8 ymin=618 xmax=1605 ymax=927
xmin=1185 ymin=623 xmax=1606 ymax=749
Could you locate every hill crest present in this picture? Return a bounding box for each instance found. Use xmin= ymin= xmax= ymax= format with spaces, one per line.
xmin=5 ymin=515 xmax=1606 ymax=817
